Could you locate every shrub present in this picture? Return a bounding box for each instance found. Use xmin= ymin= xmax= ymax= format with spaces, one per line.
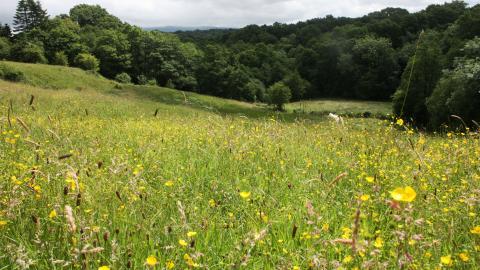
xmin=137 ymin=75 xmax=148 ymax=85
xmin=0 ymin=37 xmax=10 ymax=60
xmin=52 ymin=52 xmax=69 ymax=66
xmin=13 ymin=42 xmax=48 ymax=64
xmin=115 ymin=72 xmax=131 ymax=84
xmin=147 ymin=79 xmax=157 ymax=86
xmin=266 ymin=82 xmax=292 ymax=111
xmin=0 ymin=64 xmax=25 ymax=82
xmin=74 ymin=53 xmax=99 ymax=72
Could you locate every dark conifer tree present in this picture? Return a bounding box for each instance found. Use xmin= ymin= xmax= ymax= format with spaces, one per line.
xmin=13 ymin=0 xmax=48 ymax=33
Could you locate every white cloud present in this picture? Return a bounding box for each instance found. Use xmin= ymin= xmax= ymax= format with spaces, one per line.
xmin=1 ymin=0 xmax=479 ymax=27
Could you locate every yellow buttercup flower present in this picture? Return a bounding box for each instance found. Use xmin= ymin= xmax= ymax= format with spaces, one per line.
xmin=187 ymin=231 xmax=197 ymax=238
xmin=365 ymin=176 xmax=374 ymax=183
xmin=49 ymin=210 xmax=57 ymax=219
xmin=374 ymin=237 xmax=384 ymax=248
xmin=179 ymin=239 xmax=188 ymax=247
xmin=440 ymin=255 xmax=453 ymax=266
xmin=146 ymin=255 xmax=158 ymax=267
xmin=458 ymin=252 xmax=469 ymax=262
xmin=470 ymin=226 xmax=480 ymax=234
xmin=164 ymin=181 xmax=174 ymax=187
xmin=166 ymin=260 xmax=175 ymax=269
xmin=98 ymin=266 xmax=110 ymax=270
xmin=239 ymin=191 xmax=251 ymax=199
xmin=360 ymin=194 xmax=370 ymax=201
xmin=390 ymin=186 xmax=416 ymax=202
xmin=396 ymin=119 xmax=404 ymax=126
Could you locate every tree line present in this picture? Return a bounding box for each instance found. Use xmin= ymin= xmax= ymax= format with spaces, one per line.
xmin=0 ymin=0 xmax=479 ymax=127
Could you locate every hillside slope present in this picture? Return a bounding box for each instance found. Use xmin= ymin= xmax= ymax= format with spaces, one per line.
xmin=0 ymin=61 xmax=391 ymax=119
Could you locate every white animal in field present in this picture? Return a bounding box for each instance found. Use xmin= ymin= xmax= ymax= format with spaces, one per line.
xmin=328 ymin=113 xmax=344 ymax=125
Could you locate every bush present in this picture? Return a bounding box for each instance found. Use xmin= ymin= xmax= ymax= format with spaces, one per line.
xmin=52 ymin=52 xmax=69 ymax=66
xmin=0 ymin=64 xmax=25 ymax=82
xmin=266 ymin=82 xmax=292 ymax=111
xmin=0 ymin=37 xmax=10 ymax=60
xmin=13 ymin=42 xmax=48 ymax=64
xmin=74 ymin=53 xmax=99 ymax=72
xmin=137 ymin=75 xmax=148 ymax=85
xmin=115 ymin=72 xmax=131 ymax=84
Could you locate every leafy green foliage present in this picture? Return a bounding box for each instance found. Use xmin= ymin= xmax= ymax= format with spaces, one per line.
xmin=0 ymin=37 xmax=11 ymax=60
xmin=51 ymin=51 xmax=68 ymax=66
xmin=352 ymin=36 xmax=399 ymax=100
xmin=392 ymin=31 xmax=443 ymax=126
xmin=426 ymin=38 xmax=480 ymax=128
xmin=11 ymin=41 xmax=47 ymax=64
xmin=266 ymin=82 xmax=292 ymax=110
xmin=115 ymin=72 xmax=131 ymax=84
xmin=74 ymin=53 xmax=99 ymax=72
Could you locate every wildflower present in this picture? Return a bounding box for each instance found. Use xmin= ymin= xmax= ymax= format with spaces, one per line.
xmin=179 ymin=239 xmax=188 ymax=247
xmin=165 ymin=181 xmax=174 ymax=187
xmin=440 ymin=255 xmax=453 ymax=266
xmin=293 ymin=266 xmax=300 ymax=270
xmin=360 ymin=194 xmax=370 ymax=201
xmin=98 ymin=266 xmax=110 ymax=270
xmin=166 ymin=260 xmax=175 ymax=269
xmin=183 ymin=253 xmax=198 ymax=267
xmin=239 ymin=191 xmax=251 ymax=199
xmin=365 ymin=176 xmax=374 ymax=183
xmin=390 ymin=186 xmax=416 ymax=202
xmin=396 ymin=119 xmax=404 ymax=126
xmin=187 ymin=231 xmax=197 ymax=238
xmin=146 ymin=255 xmax=158 ymax=267
xmin=208 ymin=199 xmax=216 ymax=207
xmin=470 ymin=226 xmax=480 ymax=234
xmin=374 ymin=237 xmax=383 ymax=248
xmin=458 ymin=253 xmax=469 ymax=262
xmin=343 ymin=255 xmax=353 ymax=263
xmin=49 ymin=210 xmax=57 ymax=219
xmin=0 ymin=220 xmax=7 ymax=227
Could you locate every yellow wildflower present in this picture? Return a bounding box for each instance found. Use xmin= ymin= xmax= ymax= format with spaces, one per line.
xmin=179 ymin=239 xmax=188 ymax=247
xmin=458 ymin=253 xmax=469 ymax=262
xmin=146 ymin=255 xmax=158 ymax=267
xmin=343 ymin=255 xmax=353 ymax=263
xmin=396 ymin=119 xmax=404 ymax=126
xmin=98 ymin=266 xmax=110 ymax=270
xmin=187 ymin=231 xmax=197 ymax=238
xmin=440 ymin=255 xmax=452 ymax=266
xmin=360 ymin=194 xmax=370 ymax=201
xmin=164 ymin=181 xmax=174 ymax=187
xmin=183 ymin=253 xmax=198 ymax=267
xmin=239 ymin=191 xmax=251 ymax=199
xmin=390 ymin=186 xmax=416 ymax=202
xmin=49 ymin=210 xmax=57 ymax=219
xmin=365 ymin=176 xmax=374 ymax=183
xmin=166 ymin=260 xmax=175 ymax=269
xmin=374 ymin=237 xmax=383 ymax=248
xmin=470 ymin=226 xmax=480 ymax=234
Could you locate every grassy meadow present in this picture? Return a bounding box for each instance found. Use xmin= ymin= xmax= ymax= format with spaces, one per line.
xmin=0 ymin=62 xmax=479 ymax=269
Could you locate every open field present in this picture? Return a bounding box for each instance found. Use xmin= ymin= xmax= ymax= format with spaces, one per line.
xmin=0 ymin=63 xmax=479 ymax=269
xmin=286 ymin=100 xmax=392 ymax=117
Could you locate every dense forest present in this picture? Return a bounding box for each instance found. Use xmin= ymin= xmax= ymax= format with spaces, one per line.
xmin=0 ymin=0 xmax=479 ymax=128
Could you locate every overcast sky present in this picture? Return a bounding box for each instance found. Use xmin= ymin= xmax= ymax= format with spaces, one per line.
xmin=1 ymin=0 xmax=479 ymax=28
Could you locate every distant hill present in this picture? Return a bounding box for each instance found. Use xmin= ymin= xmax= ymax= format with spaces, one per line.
xmin=144 ymin=26 xmax=233 ymax=32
